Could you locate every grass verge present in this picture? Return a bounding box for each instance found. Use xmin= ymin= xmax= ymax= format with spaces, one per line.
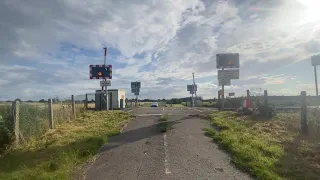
xmin=0 ymin=110 xmax=132 ymax=180
xmin=205 ymin=111 xmax=320 ymax=180
xmin=157 ymin=114 xmax=172 ymax=132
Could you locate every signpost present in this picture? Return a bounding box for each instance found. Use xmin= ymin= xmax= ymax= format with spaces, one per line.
xmin=229 ymin=92 xmax=235 ymax=97
xmin=89 ymin=48 xmax=113 ymax=111
xmin=218 ymin=78 xmax=231 ymax=86
xmin=216 ymin=53 xmax=240 ymax=110
xmin=217 ymin=69 xmax=239 ymax=79
xmin=187 ymin=84 xmax=197 ymax=107
xmin=100 ymin=80 xmax=111 ymax=87
xmin=311 ymin=54 xmax=320 ymax=96
xmin=131 ymin=81 xmax=141 ymax=107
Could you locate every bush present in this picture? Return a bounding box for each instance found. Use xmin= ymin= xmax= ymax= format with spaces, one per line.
xmin=0 ymin=105 xmax=13 ymax=152
xmin=256 ymin=104 xmax=275 ymax=118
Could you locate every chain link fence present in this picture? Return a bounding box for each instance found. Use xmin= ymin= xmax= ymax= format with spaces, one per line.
xmin=0 ymin=95 xmax=86 ymax=150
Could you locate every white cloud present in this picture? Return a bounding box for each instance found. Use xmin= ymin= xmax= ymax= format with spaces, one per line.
xmin=0 ymin=0 xmax=320 ymax=100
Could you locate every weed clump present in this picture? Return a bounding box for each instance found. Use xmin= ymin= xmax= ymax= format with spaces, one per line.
xmin=158 ymin=114 xmax=172 ymax=132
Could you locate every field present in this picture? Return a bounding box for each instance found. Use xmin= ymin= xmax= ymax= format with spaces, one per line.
xmin=204 ymin=111 xmax=320 ymax=180
xmin=0 ymin=110 xmax=132 ymax=180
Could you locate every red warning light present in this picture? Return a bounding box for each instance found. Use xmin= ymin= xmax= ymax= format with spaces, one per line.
xmin=98 ymin=72 xmax=102 ymax=76
xmin=228 ymin=60 xmax=231 ymax=65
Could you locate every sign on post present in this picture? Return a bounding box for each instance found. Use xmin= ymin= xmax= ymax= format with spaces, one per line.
xmin=218 ymin=78 xmax=231 ymax=86
xmin=100 ymin=80 xmax=111 ymax=87
xmin=218 ymin=69 xmax=239 ymax=79
xmin=216 ymin=53 xmax=240 ymax=69
xmin=229 ymin=92 xmax=235 ymax=96
xmin=187 ymin=84 xmax=197 ymax=92
xmin=311 ymin=54 xmax=320 ymax=66
xmin=89 ymin=65 xmax=112 ymax=79
xmin=131 ymin=81 xmax=141 ymax=94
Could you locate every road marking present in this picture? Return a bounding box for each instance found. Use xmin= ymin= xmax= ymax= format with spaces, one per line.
xmin=137 ymin=114 xmax=163 ymax=116
xmin=196 ymin=109 xmax=203 ymax=112
xmin=163 ymin=133 xmax=171 ymax=174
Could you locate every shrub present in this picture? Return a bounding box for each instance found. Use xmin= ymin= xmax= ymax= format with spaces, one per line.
xmin=0 ymin=105 xmax=13 ymax=152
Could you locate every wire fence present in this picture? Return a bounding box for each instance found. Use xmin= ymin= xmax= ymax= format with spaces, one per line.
xmin=219 ymin=89 xmax=320 ymax=137
xmin=0 ymin=96 xmax=87 ymax=152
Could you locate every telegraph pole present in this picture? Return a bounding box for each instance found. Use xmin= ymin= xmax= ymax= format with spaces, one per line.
xmin=103 ymin=47 xmax=108 ymax=110
xmin=192 ymin=72 xmax=196 ymax=96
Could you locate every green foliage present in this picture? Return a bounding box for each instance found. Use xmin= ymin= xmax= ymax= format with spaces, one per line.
xmin=207 ymin=112 xmax=284 ymax=180
xmin=0 ymin=110 xmax=132 ymax=180
xmin=207 ymin=111 xmax=320 ymax=180
xmin=0 ymin=105 xmax=13 ymax=153
xmin=158 ymin=114 xmax=172 ymax=132
xmin=19 ymin=104 xmax=50 ymax=140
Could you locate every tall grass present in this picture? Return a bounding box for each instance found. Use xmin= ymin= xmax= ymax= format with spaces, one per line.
xmin=307 ymin=107 xmax=320 ymax=136
xmin=0 ymin=105 xmax=13 ymax=153
xmin=0 ymin=102 xmax=84 ymax=152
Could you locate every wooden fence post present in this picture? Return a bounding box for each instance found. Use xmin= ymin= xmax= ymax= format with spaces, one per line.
xmin=48 ymin=99 xmax=54 ymax=129
xmin=218 ymin=90 xmax=221 ymax=111
xmin=264 ymin=90 xmax=268 ymax=107
xmin=301 ymin=91 xmax=308 ymax=134
xmin=71 ymin=95 xmax=76 ymax=120
xmin=84 ymin=93 xmax=88 ymax=111
xmin=12 ymin=101 xmax=20 ymax=146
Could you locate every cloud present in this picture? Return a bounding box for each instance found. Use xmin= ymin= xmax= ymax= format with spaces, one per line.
xmin=0 ymin=0 xmax=320 ymax=100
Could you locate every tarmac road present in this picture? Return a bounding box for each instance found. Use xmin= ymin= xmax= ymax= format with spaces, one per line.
xmin=84 ymin=107 xmax=252 ymax=180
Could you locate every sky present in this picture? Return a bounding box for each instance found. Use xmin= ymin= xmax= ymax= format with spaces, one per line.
xmin=0 ymin=0 xmax=320 ymax=101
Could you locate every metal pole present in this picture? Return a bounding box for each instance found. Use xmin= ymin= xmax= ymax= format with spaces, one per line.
xmin=104 ymin=48 xmax=109 ymax=111
xmin=192 ymin=93 xmax=195 ymax=107
xmin=105 ymin=85 xmax=108 ymax=110
xmin=136 ymin=95 xmax=138 ymax=107
xmin=192 ymin=72 xmax=197 ymax=96
xmin=314 ymin=65 xmax=318 ymax=96
xmin=221 ymin=67 xmax=225 ymax=111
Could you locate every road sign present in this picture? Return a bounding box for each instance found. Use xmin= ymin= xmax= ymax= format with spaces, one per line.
xmin=89 ymin=65 xmax=112 ymax=79
xmin=311 ymin=54 xmax=320 ymax=66
xmin=216 ymin=53 xmax=239 ymax=69
xmin=218 ymin=78 xmax=231 ymax=86
xmin=187 ymin=84 xmax=197 ymax=92
xmin=131 ymin=88 xmax=140 ymax=93
xmin=134 ymin=92 xmax=139 ymax=96
xmin=229 ymin=92 xmax=235 ymax=96
xmin=100 ymin=80 xmax=111 ymax=87
xmin=131 ymin=82 xmax=141 ymax=89
xmin=131 ymin=82 xmax=141 ymax=94
xmin=218 ymin=69 xmax=239 ymax=79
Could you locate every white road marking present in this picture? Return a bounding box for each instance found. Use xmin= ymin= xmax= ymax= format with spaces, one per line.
xmin=137 ymin=114 xmax=163 ymax=117
xmin=163 ymin=133 xmax=171 ymax=174
xmin=195 ymin=109 xmax=203 ymax=112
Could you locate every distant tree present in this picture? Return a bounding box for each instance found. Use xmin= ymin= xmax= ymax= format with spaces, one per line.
xmin=27 ymin=100 xmax=33 ymax=103
xmin=39 ymin=99 xmax=45 ymax=103
xmin=14 ymin=98 xmax=22 ymax=102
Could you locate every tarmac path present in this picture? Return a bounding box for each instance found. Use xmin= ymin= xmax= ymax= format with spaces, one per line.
xmin=84 ymin=107 xmax=252 ymax=180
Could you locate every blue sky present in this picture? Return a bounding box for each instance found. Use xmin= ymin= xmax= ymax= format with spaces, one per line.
xmin=0 ymin=0 xmax=320 ymax=100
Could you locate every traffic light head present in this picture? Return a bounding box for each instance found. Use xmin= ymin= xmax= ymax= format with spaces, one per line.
xmin=89 ymin=65 xmax=112 ymax=79
xmin=216 ymin=53 xmax=239 ymax=69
